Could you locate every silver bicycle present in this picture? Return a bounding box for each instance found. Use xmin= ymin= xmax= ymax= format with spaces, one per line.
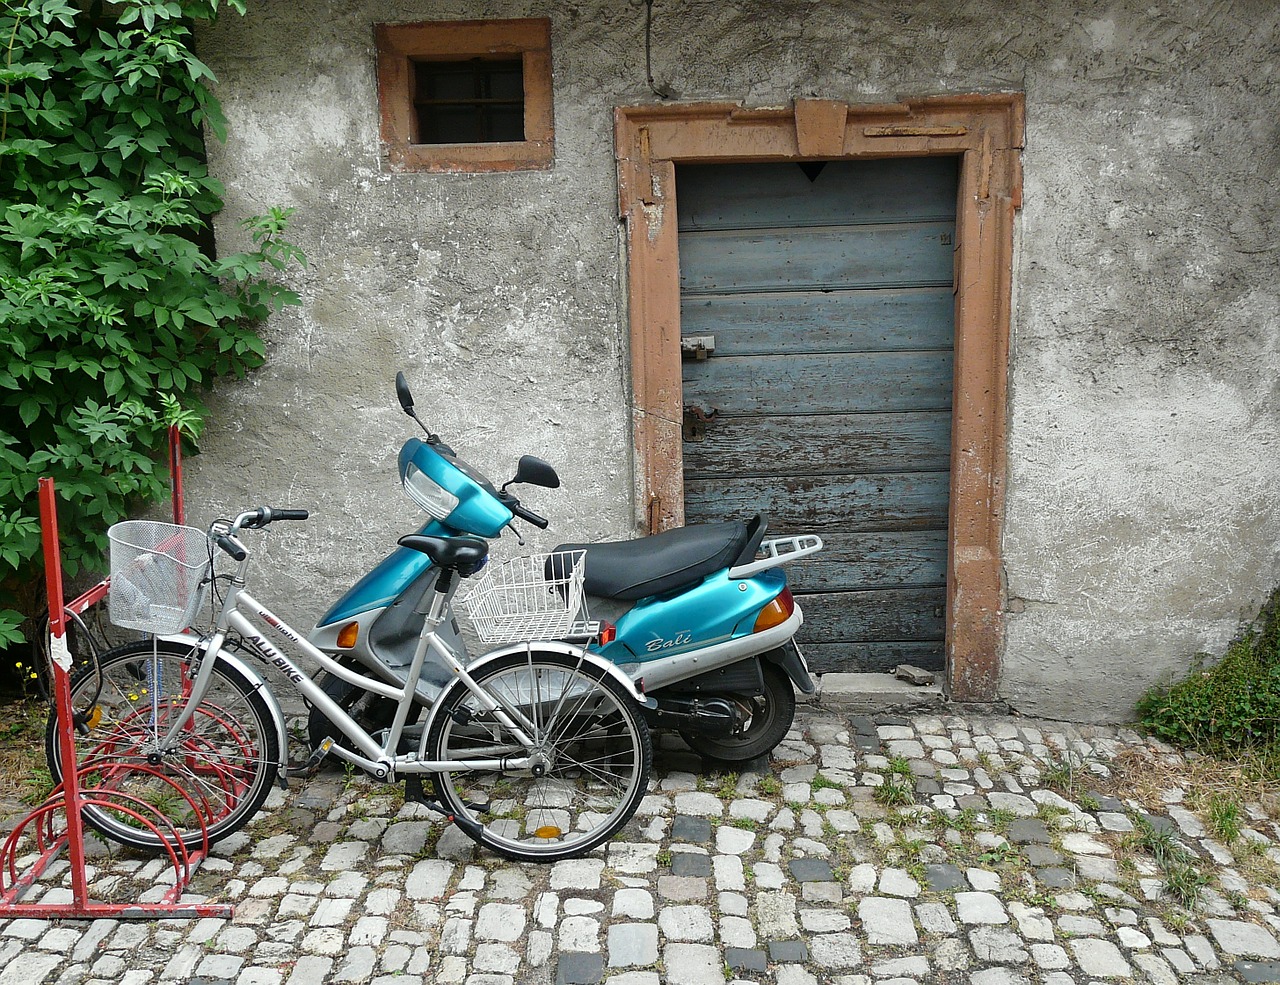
xmin=46 ymin=508 xmax=653 ymax=863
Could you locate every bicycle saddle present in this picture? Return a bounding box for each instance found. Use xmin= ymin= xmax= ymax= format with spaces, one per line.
xmin=398 ymin=534 xmax=489 ymax=576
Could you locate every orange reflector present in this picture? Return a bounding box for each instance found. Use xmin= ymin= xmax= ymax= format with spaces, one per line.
xmin=87 ymin=705 xmax=102 ymax=730
xmin=598 ymin=621 xmax=616 ymax=645
xmin=336 ymin=622 xmax=359 ymax=649
xmin=533 ymin=826 xmax=563 ymax=839
xmin=753 ymin=587 xmax=795 ymax=633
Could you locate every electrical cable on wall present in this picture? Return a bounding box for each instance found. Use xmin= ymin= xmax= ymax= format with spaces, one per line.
xmin=645 ymin=0 xmax=675 ymax=99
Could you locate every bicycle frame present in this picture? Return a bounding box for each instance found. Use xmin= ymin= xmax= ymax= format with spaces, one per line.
xmin=161 ymin=547 xmax=550 ymax=783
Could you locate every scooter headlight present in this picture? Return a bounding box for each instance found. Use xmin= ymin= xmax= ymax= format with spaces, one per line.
xmin=402 ymin=462 xmax=460 ymax=520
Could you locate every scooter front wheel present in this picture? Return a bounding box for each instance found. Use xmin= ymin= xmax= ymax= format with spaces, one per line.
xmin=425 ymin=651 xmax=651 ymax=863
xmin=681 ymin=657 xmax=795 ymax=762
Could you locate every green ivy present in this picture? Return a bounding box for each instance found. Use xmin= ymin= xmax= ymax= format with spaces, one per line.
xmin=0 ymin=0 xmax=305 ymax=651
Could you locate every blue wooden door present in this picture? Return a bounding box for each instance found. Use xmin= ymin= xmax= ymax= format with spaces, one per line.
xmin=677 ymin=158 xmax=957 ymax=674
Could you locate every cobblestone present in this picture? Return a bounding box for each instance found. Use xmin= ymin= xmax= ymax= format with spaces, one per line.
xmin=3 ymin=707 xmax=1278 ymax=985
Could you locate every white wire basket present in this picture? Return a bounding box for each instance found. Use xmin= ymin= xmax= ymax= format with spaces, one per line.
xmin=457 ymin=550 xmax=588 ymax=645
xmin=108 ymin=520 xmax=212 ymax=634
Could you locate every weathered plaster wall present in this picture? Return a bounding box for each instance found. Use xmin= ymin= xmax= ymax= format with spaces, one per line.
xmin=196 ymin=0 xmax=1279 ymax=721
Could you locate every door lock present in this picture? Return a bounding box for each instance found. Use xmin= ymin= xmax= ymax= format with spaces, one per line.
xmin=682 ymin=405 xmax=719 ymax=442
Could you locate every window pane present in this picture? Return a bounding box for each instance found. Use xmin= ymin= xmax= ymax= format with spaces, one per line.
xmin=411 ymin=58 xmax=526 ymax=145
xmin=487 ymin=66 xmax=524 ymax=101
xmin=487 ymin=107 xmax=525 ymax=142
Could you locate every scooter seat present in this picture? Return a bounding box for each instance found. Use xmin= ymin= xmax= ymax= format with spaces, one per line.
xmin=554 ymin=521 xmax=751 ymax=601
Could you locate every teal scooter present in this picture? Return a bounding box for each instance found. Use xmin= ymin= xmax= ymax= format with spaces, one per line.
xmin=307 ymin=373 xmax=821 ymax=764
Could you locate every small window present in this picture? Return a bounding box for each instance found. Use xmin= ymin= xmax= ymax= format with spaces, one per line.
xmin=376 ymin=19 xmax=553 ymax=172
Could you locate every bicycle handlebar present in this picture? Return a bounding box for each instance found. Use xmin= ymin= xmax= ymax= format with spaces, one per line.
xmin=214 ymin=533 xmax=248 ymax=561
xmin=211 ymin=507 xmax=311 ymax=559
xmin=234 ymin=506 xmax=311 ymax=530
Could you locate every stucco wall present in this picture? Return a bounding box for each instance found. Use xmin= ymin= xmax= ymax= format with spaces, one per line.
xmin=195 ymin=0 xmax=1279 ymax=721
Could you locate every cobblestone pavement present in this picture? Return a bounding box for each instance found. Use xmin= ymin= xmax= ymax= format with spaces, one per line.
xmin=3 ymin=706 xmax=1279 ymax=985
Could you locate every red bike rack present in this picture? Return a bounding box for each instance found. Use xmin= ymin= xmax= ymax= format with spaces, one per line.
xmin=0 ymin=428 xmax=235 ymax=920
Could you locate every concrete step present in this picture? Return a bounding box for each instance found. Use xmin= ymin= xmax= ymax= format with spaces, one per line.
xmin=812 ymin=671 xmax=945 ymax=714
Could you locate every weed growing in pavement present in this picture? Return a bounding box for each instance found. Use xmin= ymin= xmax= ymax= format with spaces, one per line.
xmin=1125 ymin=812 xmax=1210 ymax=909
xmin=950 ymin=808 xmax=980 ymax=833
xmin=757 ymin=776 xmax=781 ymax=797
xmin=1204 ymin=793 xmax=1243 ymax=844
xmin=810 ymin=773 xmax=844 ymax=792
xmin=1077 ymin=792 xmax=1102 ymax=812
xmin=713 ymin=772 xmax=739 ymax=800
xmin=874 ymin=778 xmax=914 ymax=808
xmin=731 ymin=817 xmax=758 ymax=831
xmin=985 ymin=808 xmax=1017 ymax=834
xmin=1166 ymin=910 xmax=1192 ymax=933
xmin=886 ymin=756 xmax=915 ymax=778
xmin=1041 ymin=749 xmax=1095 ymax=798
xmin=978 ymin=841 xmax=1018 ymax=866
xmin=1035 ymin=802 xmax=1070 ymax=827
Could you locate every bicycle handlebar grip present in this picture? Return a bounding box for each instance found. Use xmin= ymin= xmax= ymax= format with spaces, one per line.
xmin=273 ymin=508 xmax=310 ymax=521
xmin=215 ymin=533 xmax=248 ymax=561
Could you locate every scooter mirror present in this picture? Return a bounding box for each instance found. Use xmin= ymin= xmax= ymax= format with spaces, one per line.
xmin=511 ymin=455 xmax=560 ymax=489
xmin=395 ymin=372 xmax=415 ymax=415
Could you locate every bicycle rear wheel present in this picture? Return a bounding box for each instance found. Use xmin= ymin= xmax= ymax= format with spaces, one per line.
xmin=45 ymin=638 xmax=279 ymax=851
xmin=425 ymin=650 xmax=651 ymax=862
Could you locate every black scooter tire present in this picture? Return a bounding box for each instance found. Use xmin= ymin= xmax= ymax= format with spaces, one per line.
xmin=680 ymin=658 xmax=795 ymax=762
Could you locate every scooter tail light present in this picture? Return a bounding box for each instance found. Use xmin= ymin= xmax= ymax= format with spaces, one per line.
xmin=336 ymin=621 xmax=360 ymax=649
xmin=753 ymin=587 xmax=795 ymax=633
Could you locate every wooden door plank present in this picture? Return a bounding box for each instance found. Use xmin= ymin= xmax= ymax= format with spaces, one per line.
xmin=682 ymin=411 xmax=952 ymax=477
xmin=794 ymin=587 xmax=946 ymax=640
xmin=679 ymin=222 xmax=956 ymax=294
xmin=802 ymin=640 xmax=946 ymax=674
xmin=684 ymin=472 xmax=950 ymax=530
xmin=682 ymin=351 xmax=954 ymax=415
xmin=784 ymin=530 xmax=948 ymax=592
xmin=680 ymin=287 xmax=954 ymax=355
xmin=677 ymin=158 xmax=959 ymax=231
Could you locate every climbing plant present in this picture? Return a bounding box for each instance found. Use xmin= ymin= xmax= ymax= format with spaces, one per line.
xmin=0 ymin=0 xmax=304 ymax=656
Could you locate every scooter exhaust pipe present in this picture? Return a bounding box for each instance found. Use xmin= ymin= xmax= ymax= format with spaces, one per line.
xmin=643 ymin=695 xmax=740 ymax=737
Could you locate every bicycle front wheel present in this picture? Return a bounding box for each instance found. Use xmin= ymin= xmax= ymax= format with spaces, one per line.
xmin=425 ymin=651 xmax=651 ymax=862
xmin=45 ymin=638 xmax=280 ymax=852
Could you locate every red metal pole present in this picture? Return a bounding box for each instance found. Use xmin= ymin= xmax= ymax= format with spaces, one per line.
xmin=169 ymin=425 xmax=184 ymax=525
xmin=37 ymin=478 xmax=91 ymax=909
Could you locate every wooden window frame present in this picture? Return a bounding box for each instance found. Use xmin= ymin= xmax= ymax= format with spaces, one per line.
xmin=614 ymin=95 xmax=1024 ymax=701
xmin=376 ymin=18 xmax=554 ymax=173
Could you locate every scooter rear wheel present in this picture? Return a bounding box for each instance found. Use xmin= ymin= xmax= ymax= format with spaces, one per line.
xmin=425 ymin=651 xmax=651 ymax=862
xmin=681 ymin=657 xmax=795 ymax=762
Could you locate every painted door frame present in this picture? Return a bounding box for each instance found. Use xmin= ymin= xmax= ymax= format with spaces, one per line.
xmin=614 ymin=94 xmax=1024 ymax=702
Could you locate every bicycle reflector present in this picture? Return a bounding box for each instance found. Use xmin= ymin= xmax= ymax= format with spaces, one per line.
xmin=337 ymin=622 xmax=359 ymax=649
xmin=753 ymin=587 xmax=794 ymax=633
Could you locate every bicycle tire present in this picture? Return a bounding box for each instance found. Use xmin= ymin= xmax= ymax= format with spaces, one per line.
xmin=45 ymin=638 xmax=280 ymax=852
xmin=425 ymin=650 xmax=651 ymax=862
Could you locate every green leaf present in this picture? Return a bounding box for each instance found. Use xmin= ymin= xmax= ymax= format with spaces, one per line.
xmin=18 ymin=397 xmax=41 ymax=428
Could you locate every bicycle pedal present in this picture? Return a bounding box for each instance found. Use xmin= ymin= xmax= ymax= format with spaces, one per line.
xmin=287 ymin=737 xmax=335 ymax=778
